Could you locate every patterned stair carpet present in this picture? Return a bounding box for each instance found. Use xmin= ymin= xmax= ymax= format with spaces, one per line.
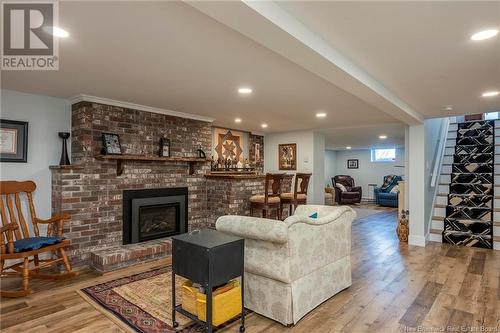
xmin=443 ymin=120 xmax=494 ymax=248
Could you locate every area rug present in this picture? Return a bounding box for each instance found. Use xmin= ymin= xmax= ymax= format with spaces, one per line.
xmin=78 ymin=266 xmax=247 ymax=333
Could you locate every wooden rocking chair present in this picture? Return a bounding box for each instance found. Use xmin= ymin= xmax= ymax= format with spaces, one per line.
xmin=0 ymin=181 xmax=78 ymax=298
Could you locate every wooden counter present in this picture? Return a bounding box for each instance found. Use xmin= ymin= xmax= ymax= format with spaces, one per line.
xmin=204 ymin=172 xmax=266 ymax=179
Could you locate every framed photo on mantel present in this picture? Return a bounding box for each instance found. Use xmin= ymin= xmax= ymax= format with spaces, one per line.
xmin=0 ymin=119 xmax=28 ymax=163
xmin=101 ymin=133 xmax=122 ymax=155
xmin=160 ymin=138 xmax=171 ymax=157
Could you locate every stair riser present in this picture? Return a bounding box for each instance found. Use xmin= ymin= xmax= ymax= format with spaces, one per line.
xmin=442 ymin=232 xmax=493 ymax=248
xmin=453 ymin=154 xmax=493 ymax=164
xmin=455 ymin=145 xmax=494 ymax=155
xmin=441 ymin=165 xmax=500 ymax=174
xmin=458 ymin=120 xmax=494 ymax=131
xmin=451 ymin=173 xmax=493 ymax=184
xmin=456 ymin=136 xmax=494 ymax=146
xmin=448 ymin=194 xmax=493 ymax=207
xmin=444 ymin=219 xmax=492 ymax=234
xmin=449 ymin=183 xmax=492 ymax=195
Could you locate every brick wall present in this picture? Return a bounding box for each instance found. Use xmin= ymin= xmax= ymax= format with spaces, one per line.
xmin=51 ymin=102 xmax=212 ymax=266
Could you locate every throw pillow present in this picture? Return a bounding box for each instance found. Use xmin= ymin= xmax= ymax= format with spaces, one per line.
xmin=336 ymin=183 xmax=347 ymax=192
xmin=309 ymin=212 xmax=318 ymax=219
xmin=390 ymin=185 xmax=399 ymax=193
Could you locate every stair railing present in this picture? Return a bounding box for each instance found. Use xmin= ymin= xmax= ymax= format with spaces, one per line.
xmin=430 ymin=117 xmax=451 ymax=188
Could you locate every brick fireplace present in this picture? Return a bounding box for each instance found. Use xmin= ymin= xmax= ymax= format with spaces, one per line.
xmin=51 ymin=100 xmax=213 ymax=269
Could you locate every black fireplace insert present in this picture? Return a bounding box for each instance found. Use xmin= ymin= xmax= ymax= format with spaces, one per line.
xmin=123 ymin=187 xmax=188 ymax=245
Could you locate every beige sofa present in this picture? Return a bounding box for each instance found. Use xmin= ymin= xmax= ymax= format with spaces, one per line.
xmin=216 ymin=205 xmax=355 ymax=325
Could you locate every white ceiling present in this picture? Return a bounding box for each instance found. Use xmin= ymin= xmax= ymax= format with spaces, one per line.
xmin=319 ymin=124 xmax=406 ymax=150
xmin=1 ymin=1 xmax=498 ymax=149
xmin=1 ymin=1 xmax=401 ymax=134
xmin=276 ymin=1 xmax=500 ymax=118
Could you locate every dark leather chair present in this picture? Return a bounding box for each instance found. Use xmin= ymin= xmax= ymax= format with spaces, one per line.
xmin=332 ymin=175 xmax=362 ymax=205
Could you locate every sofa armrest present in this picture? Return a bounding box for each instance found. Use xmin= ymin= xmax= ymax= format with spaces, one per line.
xmin=216 ymin=215 xmax=288 ymax=244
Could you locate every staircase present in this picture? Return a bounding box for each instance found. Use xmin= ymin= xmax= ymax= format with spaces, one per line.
xmin=430 ymin=119 xmax=500 ymax=250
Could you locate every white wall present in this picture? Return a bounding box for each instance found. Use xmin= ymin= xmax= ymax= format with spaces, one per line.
xmin=424 ymin=118 xmax=447 ymax=238
xmin=408 ymin=124 xmax=426 ymax=246
xmin=324 ymin=149 xmax=337 ymax=185
xmin=0 ymin=89 xmax=71 ymax=222
xmin=406 ymin=117 xmax=448 ymax=247
xmin=264 ymin=130 xmax=324 ymax=204
xmin=312 ymin=132 xmax=325 ymax=204
xmin=333 ymin=148 xmax=405 ymax=199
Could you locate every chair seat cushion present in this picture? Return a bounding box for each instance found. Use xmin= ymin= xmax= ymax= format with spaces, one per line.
xmin=341 ymin=191 xmax=361 ymax=199
xmin=249 ymin=195 xmax=280 ymax=204
xmin=378 ymin=192 xmax=398 ymax=199
xmin=14 ymin=236 xmax=65 ymax=253
xmin=280 ymin=192 xmax=307 ymax=200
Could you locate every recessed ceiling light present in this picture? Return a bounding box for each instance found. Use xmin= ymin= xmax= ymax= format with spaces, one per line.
xmin=238 ymin=87 xmax=252 ymax=94
xmin=44 ymin=26 xmax=70 ymax=38
xmin=379 ymin=135 xmax=388 ymax=139
xmin=482 ymin=90 xmax=499 ymax=97
xmin=346 ymin=146 xmax=352 ymax=150
xmin=316 ymin=112 xmax=327 ymax=118
xmin=470 ymin=29 xmax=498 ymax=41
xmin=261 ymin=123 xmax=268 ymax=128
xmin=234 ymin=118 xmax=242 ymax=123
xmin=443 ymin=105 xmax=454 ymax=111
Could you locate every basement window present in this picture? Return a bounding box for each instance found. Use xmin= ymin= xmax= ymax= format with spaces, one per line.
xmin=371 ymin=148 xmax=396 ymax=162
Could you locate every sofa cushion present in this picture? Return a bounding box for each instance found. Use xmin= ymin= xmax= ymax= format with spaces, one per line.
xmin=280 ymin=193 xmax=307 ymax=200
xmin=249 ymin=195 xmax=280 ymax=204
xmin=378 ymin=192 xmax=398 ymax=200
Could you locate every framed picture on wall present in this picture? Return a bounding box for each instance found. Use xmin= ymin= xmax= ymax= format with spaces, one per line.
xmin=278 ymin=143 xmax=297 ymax=170
xmin=0 ymin=119 xmax=28 ymax=163
xmin=347 ymin=159 xmax=359 ymax=169
xmin=101 ymin=133 xmax=122 ymax=155
xmin=160 ymin=138 xmax=171 ymax=157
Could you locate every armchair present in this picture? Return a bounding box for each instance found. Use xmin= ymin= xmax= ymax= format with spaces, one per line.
xmin=374 ymin=175 xmax=403 ymax=207
xmin=332 ymin=175 xmax=362 ymax=204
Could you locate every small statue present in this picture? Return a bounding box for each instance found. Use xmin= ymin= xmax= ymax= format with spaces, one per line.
xmin=397 ymin=210 xmax=409 ymax=242
xmin=197 ymin=146 xmax=206 ymax=159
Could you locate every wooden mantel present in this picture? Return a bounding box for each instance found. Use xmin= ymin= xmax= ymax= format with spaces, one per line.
xmin=96 ymin=154 xmax=209 ymax=176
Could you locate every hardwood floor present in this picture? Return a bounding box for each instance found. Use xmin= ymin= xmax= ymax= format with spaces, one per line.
xmin=1 ymin=211 xmax=499 ymax=332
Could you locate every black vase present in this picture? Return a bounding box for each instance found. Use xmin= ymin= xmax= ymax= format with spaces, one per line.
xmin=58 ymin=132 xmax=71 ymax=165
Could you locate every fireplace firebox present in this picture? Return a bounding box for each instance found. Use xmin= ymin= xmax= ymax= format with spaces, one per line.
xmin=123 ymin=187 xmax=188 ymax=245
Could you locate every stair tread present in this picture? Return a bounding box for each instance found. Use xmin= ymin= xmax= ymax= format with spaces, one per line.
xmin=432 ymin=215 xmax=497 ymax=220
xmin=442 ymin=163 xmax=498 ymax=165
xmin=432 ymin=221 xmax=500 ymax=228
xmin=434 ymin=204 xmax=495 ymax=210
xmin=441 ymin=172 xmax=499 ymax=175
xmin=439 ymin=182 xmax=493 ymax=185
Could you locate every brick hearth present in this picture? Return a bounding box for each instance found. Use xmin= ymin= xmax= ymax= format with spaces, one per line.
xmin=90 ymin=238 xmax=172 ymax=273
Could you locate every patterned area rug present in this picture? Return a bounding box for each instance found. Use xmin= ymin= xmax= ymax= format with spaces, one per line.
xmin=78 ymin=266 xmax=246 ymax=333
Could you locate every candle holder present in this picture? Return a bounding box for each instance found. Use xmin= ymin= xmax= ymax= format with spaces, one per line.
xmin=58 ymin=132 xmax=71 ymax=166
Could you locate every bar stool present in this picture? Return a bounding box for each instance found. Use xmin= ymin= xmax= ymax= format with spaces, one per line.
xmin=250 ymin=173 xmax=285 ymax=220
xmin=280 ymin=173 xmax=311 ymax=216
